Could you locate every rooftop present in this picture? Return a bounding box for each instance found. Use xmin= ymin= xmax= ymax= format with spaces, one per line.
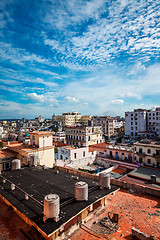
xmin=0 ymin=149 xmax=17 ymax=159
xmin=127 ymin=166 xmax=160 ymax=183
xmin=0 ymin=167 xmax=118 ymax=238
xmin=70 ymin=189 xmax=160 ymax=240
xmin=89 ymin=143 xmax=107 ymax=152
xmin=29 ymin=131 xmax=52 ymax=136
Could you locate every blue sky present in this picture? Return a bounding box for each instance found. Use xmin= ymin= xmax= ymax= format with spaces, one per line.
xmin=0 ymin=0 xmax=160 ymax=119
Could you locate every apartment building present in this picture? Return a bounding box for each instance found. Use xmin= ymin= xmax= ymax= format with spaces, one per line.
xmin=65 ymin=126 xmax=104 ymax=147
xmin=52 ymin=112 xmax=92 ymax=126
xmin=7 ymin=131 xmax=55 ymax=168
xmin=125 ymin=108 xmax=160 ymax=137
xmin=134 ymin=141 xmax=160 ymax=168
xmin=92 ymin=116 xmax=114 ymax=137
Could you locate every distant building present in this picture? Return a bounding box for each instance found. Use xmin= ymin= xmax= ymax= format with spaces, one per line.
xmin=92 ymin=116 xmax=114 ymax=137
xmin=133 ymin=140 xmax=160 ymax=168
xmin=65 ymin=126 xmax=104 ymax=147
xmin=35 ymin=115 xmax=45 ymax=123
xmin=52 ymin=131 xmax=66 ymax=143
xmin=53 ymin=112 xmax=92 ymax=126
xmin=125 ymin=108 xmax=160 ymax=137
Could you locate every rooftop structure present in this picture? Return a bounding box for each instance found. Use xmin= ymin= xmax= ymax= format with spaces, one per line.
xmin=0 ymin=167 xmax=118 ymax=239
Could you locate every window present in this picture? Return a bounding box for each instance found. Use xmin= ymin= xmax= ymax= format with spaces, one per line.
xmin=131 ymin=132 xmax=133 ymax=136
xmin=74 ymin=153 xmax=76 ymax=159
xmin=131 ymin=122 xmax=133 ymax=125
xmin=135 ymin=122 xmax=137 ymax=125
xmin=148 ymin=149 xmax=151 ymax=154
xmin=32 ymin=135 xmax=35 ymax=140
xmin=147 ymin=159 xmax=151 ymax=164
xmin=139 ymin=148 xmax=142 ymax=153
xmin=83 ymin=151 xmax=85 ymax=157
xmin=88 ymin=136 xmax=90 ymax=141
xmin=92 ymin=151 xmax=94 ymax=155
xmin=131 ymin=127 xmax=133 ymax=130
xmin=134 ymin=156 xmax=137 ymax=160
xmin=135 ymin=147 xmax=136 ymax=151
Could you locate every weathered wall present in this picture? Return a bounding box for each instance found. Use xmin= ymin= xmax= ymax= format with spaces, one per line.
xmin=55 ymin=166 xmax=160 ymax=198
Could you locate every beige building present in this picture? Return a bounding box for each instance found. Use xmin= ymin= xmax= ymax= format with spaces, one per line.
xmin=53 ymin=112 xmax=92 ymax=126
xmin=7 ymin=131 xmax=55 ymax=168
xmin=92 ymin=116 xmax=114 ymax=137
xmin=65 ymin=126 xmax=104 ymax=147
xmin=134 ymin=141 xmax=160 ymax=168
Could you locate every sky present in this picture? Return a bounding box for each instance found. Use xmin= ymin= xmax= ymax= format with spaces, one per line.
xmin=0 ymin=0 xmax=160 ymax=119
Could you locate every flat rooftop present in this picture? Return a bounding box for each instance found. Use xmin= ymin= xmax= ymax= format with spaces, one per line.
xmin=0 ymin=167 xmax=118 ymax=237
xmin=128 ymin=166 xmax=160 ymax=183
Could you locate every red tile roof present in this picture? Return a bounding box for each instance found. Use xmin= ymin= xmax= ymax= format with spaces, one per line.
xmin=89 ymin=143 xmax=107 ymax=152
xmin=54 ymin=141 xmax=71 ymax=148
xmin=29 ymin=131 xmax=52 ymax=135
xmin=0 ymin=149 xmax=17 ymax=159
xmin=70 ymin=189 xmax=160 ymax=240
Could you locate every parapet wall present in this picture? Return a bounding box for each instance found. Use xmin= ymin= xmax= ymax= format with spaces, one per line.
xmin=55 ymin=166 xmax=160 ymax=198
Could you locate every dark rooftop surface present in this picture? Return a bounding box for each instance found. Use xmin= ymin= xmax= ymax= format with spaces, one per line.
xmin=0 ymin=167 xmax=118 ymax=236
xmin=128 ymin=166 xmax=160 ymax=182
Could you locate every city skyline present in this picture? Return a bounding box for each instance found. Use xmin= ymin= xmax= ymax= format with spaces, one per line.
xmin=0 ymin=0 xmax=160 ymax=118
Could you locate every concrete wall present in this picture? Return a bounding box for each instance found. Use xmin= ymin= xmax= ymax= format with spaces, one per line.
xmin=38 ymin=147 xmax=55 ymax=168
xmin=39 ymin=135 xmax=52 ymax=148
xmin=55 ymin=166 xmax=160 ymax=198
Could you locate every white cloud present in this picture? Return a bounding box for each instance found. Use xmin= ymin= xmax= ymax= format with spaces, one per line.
xmin=64 ymin=96 xmax=80 ymax=103
xmin=127 ymin=62 xmax=146 ymax=75
xmin=27 ymin=93 xmax=45 ymax=102
xmin=111 ymin=99 xmax=124 ymax=104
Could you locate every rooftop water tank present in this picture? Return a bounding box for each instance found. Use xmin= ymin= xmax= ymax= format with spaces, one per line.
xmin=43 ymin=194 xmax=60 ymax=222
xmin=99 ymin=172 xmax=111 ymax=189
xmin=75 ymin=181 xmax=88 ymax=201
xmin=12 ymin=159 xmax=21 ymax=170
xmin=151 ymin=175 xmax=156 ymax=182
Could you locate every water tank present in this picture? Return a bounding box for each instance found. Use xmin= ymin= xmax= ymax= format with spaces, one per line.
xmin=44 ymin=194 xmax=60 ymax=221
xmin=12 ymin=159 xmax=21 ymax=170
xmin=151 ymin=175 xmax=156 ymax=182
xmin=75 ymin=181 xmax=88 ymax=201
xmin=11 ymin=183 xmax=15 ymax=191
xmin=99 ymin=173 xmax=111 ymax=189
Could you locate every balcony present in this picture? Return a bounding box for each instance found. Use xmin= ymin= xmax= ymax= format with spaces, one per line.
xmin=135 ymin=152 xmax=146 ymax=156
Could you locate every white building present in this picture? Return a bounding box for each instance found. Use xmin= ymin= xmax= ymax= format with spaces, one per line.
xmin=125 ymin=108 xmax=160 ymax=137
xmin=55 ymin=146 xmax=96 ymax=169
